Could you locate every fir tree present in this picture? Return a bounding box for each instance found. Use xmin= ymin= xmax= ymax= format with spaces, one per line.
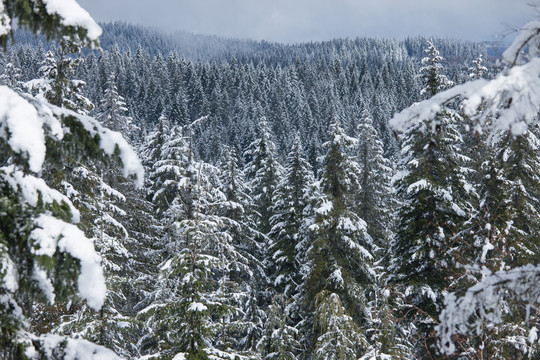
xmin=269 ymin=135 xmax=314 ymax=297
xmin=257 ymin=293 xmax=302 ymax=360
xmin=300 ymin=121 xmax=374 ymax=359
xmin=390 ymin=41 xmax=471 ymax=357
xmin=355 ymin=109 xmax=393 ymax=249
xmin=96 ymin=74 xmax=134 ymax=139
xmin=244 ymin=120 xmax=282 ymax=235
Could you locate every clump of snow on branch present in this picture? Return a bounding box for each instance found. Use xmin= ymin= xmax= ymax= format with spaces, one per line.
xmin=0 ymin=87 xmax=46 ymax=173
xmin=0 ymin=1 xmax=10 ymax=37
xmin=437 ymin=265 xmax=540 ymax=355
xmin=31 ymin=214 xmax=106 ymax=310
xmin=503 ymin=20 xmax=540 ymax=65
xmin=41 ymin=0 xmax=102 ymax=42
xmin=25 ymin=334 xmax=121 ymax=360
xmin=1 ymin=165 xmax=80 ymax=221
xmin=0 ymin=85 xmax=144 ymax=185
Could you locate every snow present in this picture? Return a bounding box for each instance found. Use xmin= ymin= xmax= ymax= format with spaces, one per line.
xmin=438 ymin=264 xmax=540 ymax=355
xmin=390 ymin=57 xmax=540 ymax=138
xmin=480 ymin=240 xmax=494 ymax=263
xmin=451 ymin=203 xmax=466 ymax=217
xmin=407 ymin=179 xmax=429 ymax=194
xmin=31 ymin=214 xmax=106 ymax=311
xmin=37 ymin=334 xmax=121 ymax=360
xmin=529 ymin=327 xmax=538 ymax=345
xmin=188 ymin=302 xmax=208 ymax=312
xmin=32 ymin=264 xmax=55 ymax=304
xmin=503 ymin=20 xmax=540 ymax=65
xmin=42 ymin=0 xmax=102 ymax=42
xmin=0 ymin=86 xmax=46 ymax=173
xmin=0 ymin=247 xmax=18 ymax=292
xmin=316 ymin=199 xmax=333 ymax=215
xmin=0 ymin=1 xmax=11 ymax=37
xmin=172 ymin=353 xmax=187 ymax=360
xmin=52 ymin=107 xmax=144 ymax=187
xmin=1 ymin=86 xmax=144 ymax=187
xmin=2 ymin=165 xmax=80 ymax=223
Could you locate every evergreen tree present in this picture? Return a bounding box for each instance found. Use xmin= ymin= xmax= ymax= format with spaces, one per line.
xmin=96 ymin=74 xmax=134 ymax=139
xmin=300 ymin=121 xmax=374 ymax=359
xmin=0 ymin=3 xmax=139 ymax=358
xmin=244 ymin=120 xmax=282 ymax=235
xmin=419 ymin=40 xmax=454 ymax=98
xmin=355 ymin=109 xmax=393 ymax=249
xmin=390 ymin=40 xmax=472 ymax=357
xmin=459 ymin=127 xmax=540 ymax=358
xmin=269 ymin=135 xmax=314 ymax=297
xmin=28 ymin=40 xmax=93 ymax=114
xmin=257 ymin=293 xmax=302 ymax=360
xmin=0 ymin=62 xmax=23 ymax=91
xmin=0 ymin=87 xmax=142 ymax=359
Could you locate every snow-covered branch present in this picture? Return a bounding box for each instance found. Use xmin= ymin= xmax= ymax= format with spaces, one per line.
xmin=437 ymin=265 xmax=540 ymax=355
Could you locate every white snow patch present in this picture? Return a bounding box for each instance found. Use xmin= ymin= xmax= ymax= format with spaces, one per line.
xmin=31 ymin=214 xmax=106 ymax=310
xmin=0 ymin=2 xmax=11 ymax=37
xmin=0 ymin=86 xmax=45 ymax=173
xmin=38 ymin=334 xmax=121 ymax=360
xmin=529 ymin=327 xmax=538 ymax=345
xmin=32 ymin=264 xmax=55 ymax=304
xmin=316 ymin=199 xmax=333 ymax=215
xmin=188 ymin=302 xmax=208 ymax=312
xmin=0 ymin=248 xmax=18 ymax=292
xmin=480 ymin=240 xmax=495 ymax=263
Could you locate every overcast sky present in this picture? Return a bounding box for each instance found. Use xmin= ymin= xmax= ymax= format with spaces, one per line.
xmin=77 ymin=0 xmax=534 ymax=43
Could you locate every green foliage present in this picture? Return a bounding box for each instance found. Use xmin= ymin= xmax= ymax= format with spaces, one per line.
xmin=313 ymin=290 xmax=366 ymax=360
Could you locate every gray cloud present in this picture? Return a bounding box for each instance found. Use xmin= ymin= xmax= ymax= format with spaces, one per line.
xmin=76 ymin=0 xmax=533 ymax=43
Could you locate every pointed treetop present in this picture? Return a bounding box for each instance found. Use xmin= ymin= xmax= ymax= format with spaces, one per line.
xmin=420 ymin=40 xmax=454 ymax=98
xmin=469 ymin=54 xmax=488 ymax=80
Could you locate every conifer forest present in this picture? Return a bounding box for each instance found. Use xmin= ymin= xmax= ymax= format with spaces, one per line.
xmin=0 ymin=1 xmax=539 ymax=359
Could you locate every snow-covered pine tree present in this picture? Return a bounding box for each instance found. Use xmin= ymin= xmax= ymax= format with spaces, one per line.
xmin=257 ymin=293 xmax=302 ymax=360
xmin=215 ymin=147 xmax=270 ymax=351
xmin=458 ymin=126 xmax=540 ymax=358
xmin=390 ymin=40 xmax=472 ymax=357
xmin=312 ymin=290 xmax=365 ymax=360
xmin=269 ymin=135 xmax=314 ymax=298
xmin=299 ymin=121 xmax=374 ymax=359
xmin=0 ymin=62 xmax=23 ymax=92
xmin=0 ymin=89 xmax=141 ymax=360
xmin=97 ymin=74 xmax=134 ymax=139
xmin=355 ymin=109 xmax=393 ymax=249
xmin=26 ymin=39 xmax=93 ymax=114
xmin=244 ymin=119 xmax=282 ymax=236
xmin=147 ymin=119 xmax=188 ymax=219
xmin=47 ymin=166 xmax=139 ymax=358
xmin=140 ymin=125 xmax=262 ymax=359
xmin=419 ymin=40 xmax=454 ymax=98
xmin=0 ymin=3 xmax=142 ymax=358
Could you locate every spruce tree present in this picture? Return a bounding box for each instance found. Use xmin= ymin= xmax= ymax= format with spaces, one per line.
xmin=96 ymin=74 xmax=134 ymax=139
xmin=244 ymin=120 xmax=282 ymax=235
xmin=355 ymin=109 xmax=393 ymax=249
xmin=390 ymin=41 xmax=471 ymax=357
xmin=269 ymin=135 xmax=314 ymax=297
xmin=300 ymin=121 xmax=374 ymax=359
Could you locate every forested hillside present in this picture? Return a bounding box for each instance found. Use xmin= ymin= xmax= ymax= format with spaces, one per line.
xmin=0 ymin=11 xmax=538 ymax=360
